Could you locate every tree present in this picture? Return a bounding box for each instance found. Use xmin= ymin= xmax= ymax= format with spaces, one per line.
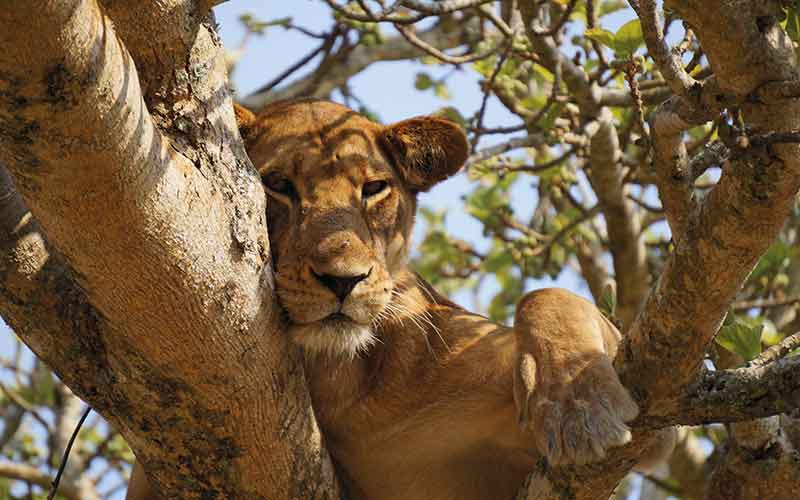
xmin=0 ymin=1 xmax=799 ymax=499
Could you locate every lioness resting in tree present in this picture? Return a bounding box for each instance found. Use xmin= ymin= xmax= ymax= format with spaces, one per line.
xmin=128 ymin=100 xmax=647 ymax=500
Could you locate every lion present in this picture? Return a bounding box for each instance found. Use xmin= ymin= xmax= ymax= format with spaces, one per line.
xmin=127 ymin=99 xmax=658 ymax=500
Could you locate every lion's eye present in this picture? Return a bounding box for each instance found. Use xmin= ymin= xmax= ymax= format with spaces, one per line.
xmin=362 ymin=180 xmax=389 ymax=199
xmin=263 ymin=172 xmax=295 ymax=197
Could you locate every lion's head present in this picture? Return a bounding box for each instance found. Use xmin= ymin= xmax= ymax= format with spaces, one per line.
xmin=236 ymin=100 xmax=468 ymax=357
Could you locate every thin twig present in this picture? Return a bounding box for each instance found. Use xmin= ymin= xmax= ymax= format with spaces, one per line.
xmin=734 ymin=296 xmax=800 ymax=311
xmin=48 ymin=406 xmax=91 ymax=500
xmin=471 ymin=38 xmax=515 ymax=151
xmin=466 ymin=134 xmax=547 ymax=167
xmin=529 ymin=0 xmax=578 ymax=37
xmin=624 ymin=55 xmax=649 ymax=147
xmin=540 ymin=205 xmax=602 ymax=261
xmin=477 ymin=4 xmax=515 ymax=38
xmin=585 ymin=0 xmax=608 ymax=69
xmin=750 ymin=131 xmax=800 ymax=145
xmin=394 ymin=23 xmax=494 ymax=64
xmin=627 ymin=194 xmax=664 ymax=213
xmin=0 ymin=382 xmax=52 ymax=432
xmin=469 ymin=123 xmax=527 ymax=135
xmin=324 ymin=0 xmax=494 ymax=24
xmin=324 ymin=0 xmax=426 ymax=24
xmin=401 ymin=0 xmax=494 ymax=14
xmin=501 ymin=148 xmax=574 ymax=174
xmin=250 ymin=28 xmax=340 ymax=95
xmin=499 ymin=212 xmax=549 ymax=241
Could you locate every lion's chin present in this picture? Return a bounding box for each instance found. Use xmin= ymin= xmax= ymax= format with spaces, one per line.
xmin=289 ymin=315 xmax=377 ymax=358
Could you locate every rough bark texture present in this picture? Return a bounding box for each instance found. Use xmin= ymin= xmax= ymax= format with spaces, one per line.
xmin=707 ymin=417 xmax=800 ymax=500
xmin=513 ymin=1 xmax=800 ymax=498
xmin=0 ymin=1 xmax=799 ymax=499
xmin=617 ymin=0 xmax=800 ymax=410
xmin=0 ymin=1 xmax=338 ymax=498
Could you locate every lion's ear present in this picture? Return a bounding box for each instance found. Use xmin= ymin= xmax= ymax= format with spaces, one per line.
xmin=233 ymin=103 xmax=257 ymax=139
xmin=380 ymin=116 xmax=469 ymax=192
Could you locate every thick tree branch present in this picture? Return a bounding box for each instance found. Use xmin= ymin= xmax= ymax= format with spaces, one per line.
xmin=598 ymin=85 xmax=673 ymax=107
xmin=0 ymin=169 xmax=120 ymax=428
xmin=647 ymin=95 xmax=713 ymax=239
xmin=751 ymin=331 xmax=800 ymax=367
xmin=586 ymin=111 xmax=648 ymax=327
xmin=574 ymin=239 xmax=612 ymax=304
xmin=512 ymin=2 xmax=800 ymax=498
xmin=706 ymin=414 xmax=800 ymax=500
xmin=0 ymin=2 xmax=339 ymax=498
xmin=666 ymin=356 xmax=800 ymax=427
xmin=632 ymin=0 xmax=698 ymax=96
xmin=618 ymin=1 xmax=800 ymax=409
xmin=99 ymin=0 xmax=213 ymax=106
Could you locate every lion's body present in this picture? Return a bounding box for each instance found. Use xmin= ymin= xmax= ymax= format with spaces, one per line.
xmin=127 ymin=100 xmax=645 ymax=500
xmin=306 ymin=271 xmax=532 ymax=500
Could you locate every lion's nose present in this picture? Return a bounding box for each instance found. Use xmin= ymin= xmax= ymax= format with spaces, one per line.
xmin=312 ymin=269 xmax=371 ymax=301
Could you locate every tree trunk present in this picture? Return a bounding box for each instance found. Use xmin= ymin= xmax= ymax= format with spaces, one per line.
xmin=0 ymin=1 xmax=339 ymax=498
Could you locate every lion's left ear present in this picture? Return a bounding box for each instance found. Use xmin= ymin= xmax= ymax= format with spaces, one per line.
xmin=380 ymin=116 xmax=469 ymax=192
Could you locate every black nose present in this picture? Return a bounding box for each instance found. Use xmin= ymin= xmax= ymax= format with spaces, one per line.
xmin=313 ymin=269 xmax=370 ymax=301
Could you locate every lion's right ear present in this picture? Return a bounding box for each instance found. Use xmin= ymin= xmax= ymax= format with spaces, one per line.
xmin=233 ymin=103 xmax=257 ymax=139
xmin=380 ymin=116 xmax=469 ymax=192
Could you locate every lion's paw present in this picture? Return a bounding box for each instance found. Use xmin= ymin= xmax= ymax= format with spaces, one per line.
xmin=514 ymin=352 xmax=639 ymax=466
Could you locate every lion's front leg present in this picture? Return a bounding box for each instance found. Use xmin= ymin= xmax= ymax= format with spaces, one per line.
xmin=512 ymin=288 xmax=639 ymax=466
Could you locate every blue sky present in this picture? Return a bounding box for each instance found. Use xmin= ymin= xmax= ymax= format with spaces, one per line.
xmin=213 ymin=1 xmax=636 ymax=308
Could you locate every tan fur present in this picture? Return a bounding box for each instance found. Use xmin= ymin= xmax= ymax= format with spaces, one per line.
xmin=127 ymin=100 xmax=650 ymax=500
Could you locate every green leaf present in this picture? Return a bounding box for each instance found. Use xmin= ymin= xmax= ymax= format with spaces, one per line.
xmin=537 ymin=102 xmax=563 ymax=131
xmin=586 ymin=19 xmax=644 ymax=58
xmin=419 ymin=207 xmax=446 ymax=227
xmin=483 ymin=246 xmax=514 ymax=273
xmin=434 ymin=82 xmax=451 ymax=100
xmin=716 ymin=315 xmax=763 ymax=361
xmin=614 ymin=19 xmax=644 ymax=57
xmin=598 ymin=0 xmax=629 ymax=17
xmin=414 ymin=72 xmax=434 ymax=90
xmin=238 ymin=13 xmax=292 ymax=35
xmin=786 ymin=5 xmax=800 ymax=44
xmin=599 ymin=283 xmax=617 ymax=318
xmin=473 ymin=56 xmax=498 ymax=78
xmin=433 ymin=106 xmax=466 ymax=127
xmin=361 ymin=30 xmax=384 ymax=46
xmin=573 ymin=0 xmax=630 ymax=22
xmin=585 ymin=28 xmax=617 ymax=50
xmin=751 ymin=241 xmax=793 ymax=281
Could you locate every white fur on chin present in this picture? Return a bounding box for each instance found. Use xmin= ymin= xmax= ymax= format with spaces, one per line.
xmin=289 ymin=318 xmax=377 ymax=358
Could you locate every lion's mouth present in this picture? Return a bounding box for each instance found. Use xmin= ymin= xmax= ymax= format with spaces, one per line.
xmin=325 ymin=312 xmax=351 ymax=322
xmin=316 ymin=312 xmax=379 ymax=331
